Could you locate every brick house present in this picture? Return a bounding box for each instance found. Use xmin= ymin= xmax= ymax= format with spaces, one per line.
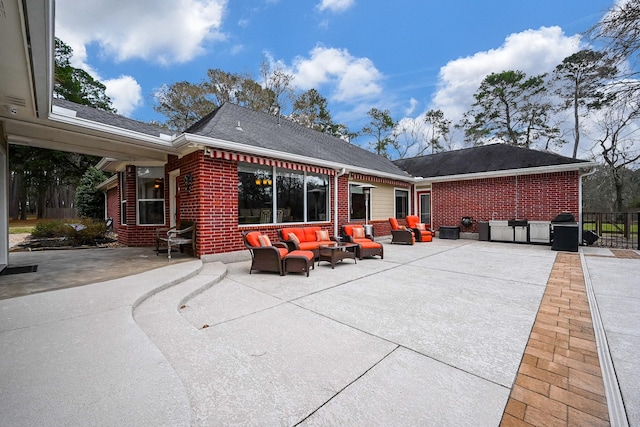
xmin=394 ymin=144 xmax=595 ymax=239
xmin=89 ymin=101 xmax=596 ymax=257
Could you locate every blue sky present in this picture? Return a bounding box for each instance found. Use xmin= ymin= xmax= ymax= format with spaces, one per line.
xmin=55 ymin=0 xmax=616 ymax=157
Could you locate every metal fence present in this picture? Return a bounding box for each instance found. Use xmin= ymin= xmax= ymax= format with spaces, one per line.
xmin=582 ymin=212 xmax=639 ymax=250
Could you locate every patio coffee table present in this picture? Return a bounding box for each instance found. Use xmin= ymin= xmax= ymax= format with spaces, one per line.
xmin=318 ymin=243 xmax=358 ymax=269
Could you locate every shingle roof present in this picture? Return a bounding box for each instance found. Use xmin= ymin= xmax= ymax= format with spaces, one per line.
xmin=186 ymin=103 xmax=411 ymax=178
xmin=393 ymin=144 xmax=591 ymax=178
xmin=52 ymin=98 xmax=173 ymax=138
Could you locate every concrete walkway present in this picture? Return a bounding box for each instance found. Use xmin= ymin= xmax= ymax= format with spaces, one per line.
xmin=0 ymin=239 xmax=637 ymax=426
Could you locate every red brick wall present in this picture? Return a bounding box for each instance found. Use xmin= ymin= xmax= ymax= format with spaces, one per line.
xmin=432 ymin=171 xmax=580 ymax=232
xmin=105 ymin=187 xmax=120 ymax=233
xmin=117 ymin=165 xmax=165 ymax=247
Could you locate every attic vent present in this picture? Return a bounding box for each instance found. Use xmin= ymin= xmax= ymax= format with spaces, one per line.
xmin=4 ymin=96 xmax=27 ymax=107
xmin=235 ymin=121 xmax=244 ymax=131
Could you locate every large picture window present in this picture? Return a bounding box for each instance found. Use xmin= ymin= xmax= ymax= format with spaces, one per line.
xmin=237 ymin=163 xmax=330 ymax=225
xmin=395 ymin=189 xmax=409 ymax=219
xmin=137 ymin=166 xmax=165 ymax=225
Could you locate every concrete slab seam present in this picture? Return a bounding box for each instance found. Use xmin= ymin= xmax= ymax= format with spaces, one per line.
xmin=293 ymin=344 xmax=401 ymax=426
xmin=580 ymin=250 xmax=630 ymax=427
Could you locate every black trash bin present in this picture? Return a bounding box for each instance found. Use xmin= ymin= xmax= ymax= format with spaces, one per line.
xmin=551 ymin=212 xmax=578 ymax=252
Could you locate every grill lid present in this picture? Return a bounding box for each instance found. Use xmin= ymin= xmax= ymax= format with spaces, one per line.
xmin=551 ymin=212 xmax=575 ymax=223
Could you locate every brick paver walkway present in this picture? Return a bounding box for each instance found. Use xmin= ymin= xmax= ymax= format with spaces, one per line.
xmin=500 ymin=252 xmax=610 ymax=426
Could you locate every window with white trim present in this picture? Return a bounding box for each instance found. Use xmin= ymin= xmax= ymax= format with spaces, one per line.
xmin=136 ymin=167 xmax=165 ymax=225
xmin=395 ymin=189 xmax=409 ymax=219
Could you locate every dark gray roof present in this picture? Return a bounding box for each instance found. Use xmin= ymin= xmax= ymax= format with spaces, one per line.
xmin=186 ymin=103 xmax=411 ymax=178
xmin=52 ymin=98 xmax=173 ymax=138
xmin=393 ymin=144 xmax=591 ymax=179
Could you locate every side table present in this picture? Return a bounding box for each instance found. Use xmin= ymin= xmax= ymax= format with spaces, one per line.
xmin=318 ymin=243 xmax=358 ymax=269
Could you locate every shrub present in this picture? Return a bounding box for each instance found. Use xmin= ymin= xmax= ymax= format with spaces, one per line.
xmin=31 ymin=218 xmax=108 ymax=246
xmin=76 ymin=167 xmax=108 ymax=220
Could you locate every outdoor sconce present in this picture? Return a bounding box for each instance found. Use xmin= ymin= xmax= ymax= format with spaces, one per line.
xmin=183 ymin=173 xmax=193 ymax=193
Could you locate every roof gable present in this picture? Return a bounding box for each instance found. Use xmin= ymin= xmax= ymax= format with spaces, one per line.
xmin=186 ymin=103 xmax=410 ymax=178
xmin=393 ymin=144 xmax=591 ymax=179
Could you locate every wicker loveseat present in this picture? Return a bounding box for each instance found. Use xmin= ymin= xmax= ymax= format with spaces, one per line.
xmin=279 ymin=226 xmax=336 ymax=257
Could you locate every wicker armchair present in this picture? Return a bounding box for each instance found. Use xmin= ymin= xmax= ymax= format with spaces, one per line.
xmin=389 ymin=218 xmax=415 ymax=245
xmin=243 ymin=231 xmax=290 ymax=275
xmin=155 ymin=221 xmax=196 ymax=260
xmin=406 ymin=215 xmax=434 ymax=242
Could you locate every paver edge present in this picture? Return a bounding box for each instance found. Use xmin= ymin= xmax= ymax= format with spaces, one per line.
xmin=580 ymin=250 xmax=630 ymax=427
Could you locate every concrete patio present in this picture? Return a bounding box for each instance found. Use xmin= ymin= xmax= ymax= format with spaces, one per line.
xmin=0 ymin=238 xmax=637 ymax=426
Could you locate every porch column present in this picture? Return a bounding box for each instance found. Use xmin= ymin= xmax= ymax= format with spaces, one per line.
xmin=0 ymin=124 xmax=9 ymax=271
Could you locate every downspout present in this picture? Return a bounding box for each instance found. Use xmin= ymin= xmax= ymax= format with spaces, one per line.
xmin=579 ymin=167 xmax=597 ymax=245
xmin=334 ymin=168 xmax=347 ymax=237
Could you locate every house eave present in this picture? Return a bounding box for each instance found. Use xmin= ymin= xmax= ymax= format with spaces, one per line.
xmin=415 ymin=162 xmax=598 ymax=184
xmin=175 ymin=133 xmax=414 ymax=182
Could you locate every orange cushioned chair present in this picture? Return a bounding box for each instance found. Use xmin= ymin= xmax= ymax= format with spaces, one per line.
xmin=406 ymin=215 xmax=434 ymax=242
xmin=243 ymin=231 xmax=290 ymax=275
xmin=388 ymin=218 xmax=414 ymax=245
xmin=342 ymin=224 xmax=384 ymax=259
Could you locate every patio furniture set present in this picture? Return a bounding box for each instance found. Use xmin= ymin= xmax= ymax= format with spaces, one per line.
xmin=389 ymin=215 xmax=434 ymax=244
xmin=243 ymin=225 xmax=386 ymax=277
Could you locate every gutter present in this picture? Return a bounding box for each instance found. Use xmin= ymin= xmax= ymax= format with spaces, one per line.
xmin=578 ymin=166 xmax=597 ymax=244
xmin=414 ymin=162 xmax=599 ymax=184
xmin=334 ymin=168 xmax=347 ymax=236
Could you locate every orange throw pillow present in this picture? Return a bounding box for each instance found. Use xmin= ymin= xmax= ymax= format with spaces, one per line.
xmin=352 ymin=227 xmax=365 ymax=238
xmin=315 ymin=230 xmax=330 ymax=241
xmin=258 ymin=235 xmax=271 ymax=246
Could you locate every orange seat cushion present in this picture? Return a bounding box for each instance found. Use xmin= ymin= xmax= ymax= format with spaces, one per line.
xmin=358 ymin=241 xmax=382 ymax=249
xmin=287 ymin=250 xmax=315 ymax=261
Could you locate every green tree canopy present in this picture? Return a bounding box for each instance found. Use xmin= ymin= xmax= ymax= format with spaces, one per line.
xmin=359 ymin=108 xmax=397 ymax=158
xmin=458 ymin=70 xmax=560 ymax=149
xmin=553 ymin=49 xmax=618 ymax=158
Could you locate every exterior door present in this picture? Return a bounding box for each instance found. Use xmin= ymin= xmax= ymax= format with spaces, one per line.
xmin=420 ymin=193 xmax=431 ymax=226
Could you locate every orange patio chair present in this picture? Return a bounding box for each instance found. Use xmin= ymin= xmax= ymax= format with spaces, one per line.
xmin=388 ymin=217 xmax=415 ymax=245
xmin=406 ymin=215 xmax=434 ymax=242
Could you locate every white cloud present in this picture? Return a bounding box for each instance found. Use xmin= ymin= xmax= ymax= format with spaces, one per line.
xmin=431 ymin=26 xmax=582 ymax=121
xmin=405 ymin=98 xmax=419 ymax=116
xmin=55 ymin=0 xmax=227 ymax=66
xmin=317 ymin=0 xmax=355 ymax=13
xmin=104 ymin=76 xmax=143 ymax=117
xmin=289 ymin=46 xmax=383 ymax=102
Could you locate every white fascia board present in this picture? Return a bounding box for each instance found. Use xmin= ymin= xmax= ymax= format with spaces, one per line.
xmin=175 ymin=133 xmax=414 ymax=182
xmin=48 ymin=111 xmax=178 ymax=152
xmin=96 ymin=174 xmax=118 ymax=191
xmin=415 ymin=162 xmax=599 ymax=184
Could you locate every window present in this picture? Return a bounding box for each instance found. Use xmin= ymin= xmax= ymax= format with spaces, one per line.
xmin=119 ymin=171 xmax=127 ymax=225
xmin=349 ymin=184 xmax=369 ymax=221
xmin=136 ymin=167 xmax=165 ymax=225
xmin=307 ymin=173 xmax=329 ymax=222
xmin=420 ymin=193 xmax=431 ymax=225
xmin=395 ymin=189 xmax=409 ymax=219
xmin=237 ymin=162 xmax=330 ymax=224
xmin=276 ymin=168 xmax=304 ymax=223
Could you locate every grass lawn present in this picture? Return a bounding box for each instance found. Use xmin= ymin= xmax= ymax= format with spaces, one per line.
xmin=8 ymin=218 xmax=44 ymax=235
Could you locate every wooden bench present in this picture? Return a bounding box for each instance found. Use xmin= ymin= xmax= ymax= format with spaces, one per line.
xmin=155 ymin=221 xmax=196 ymax=260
